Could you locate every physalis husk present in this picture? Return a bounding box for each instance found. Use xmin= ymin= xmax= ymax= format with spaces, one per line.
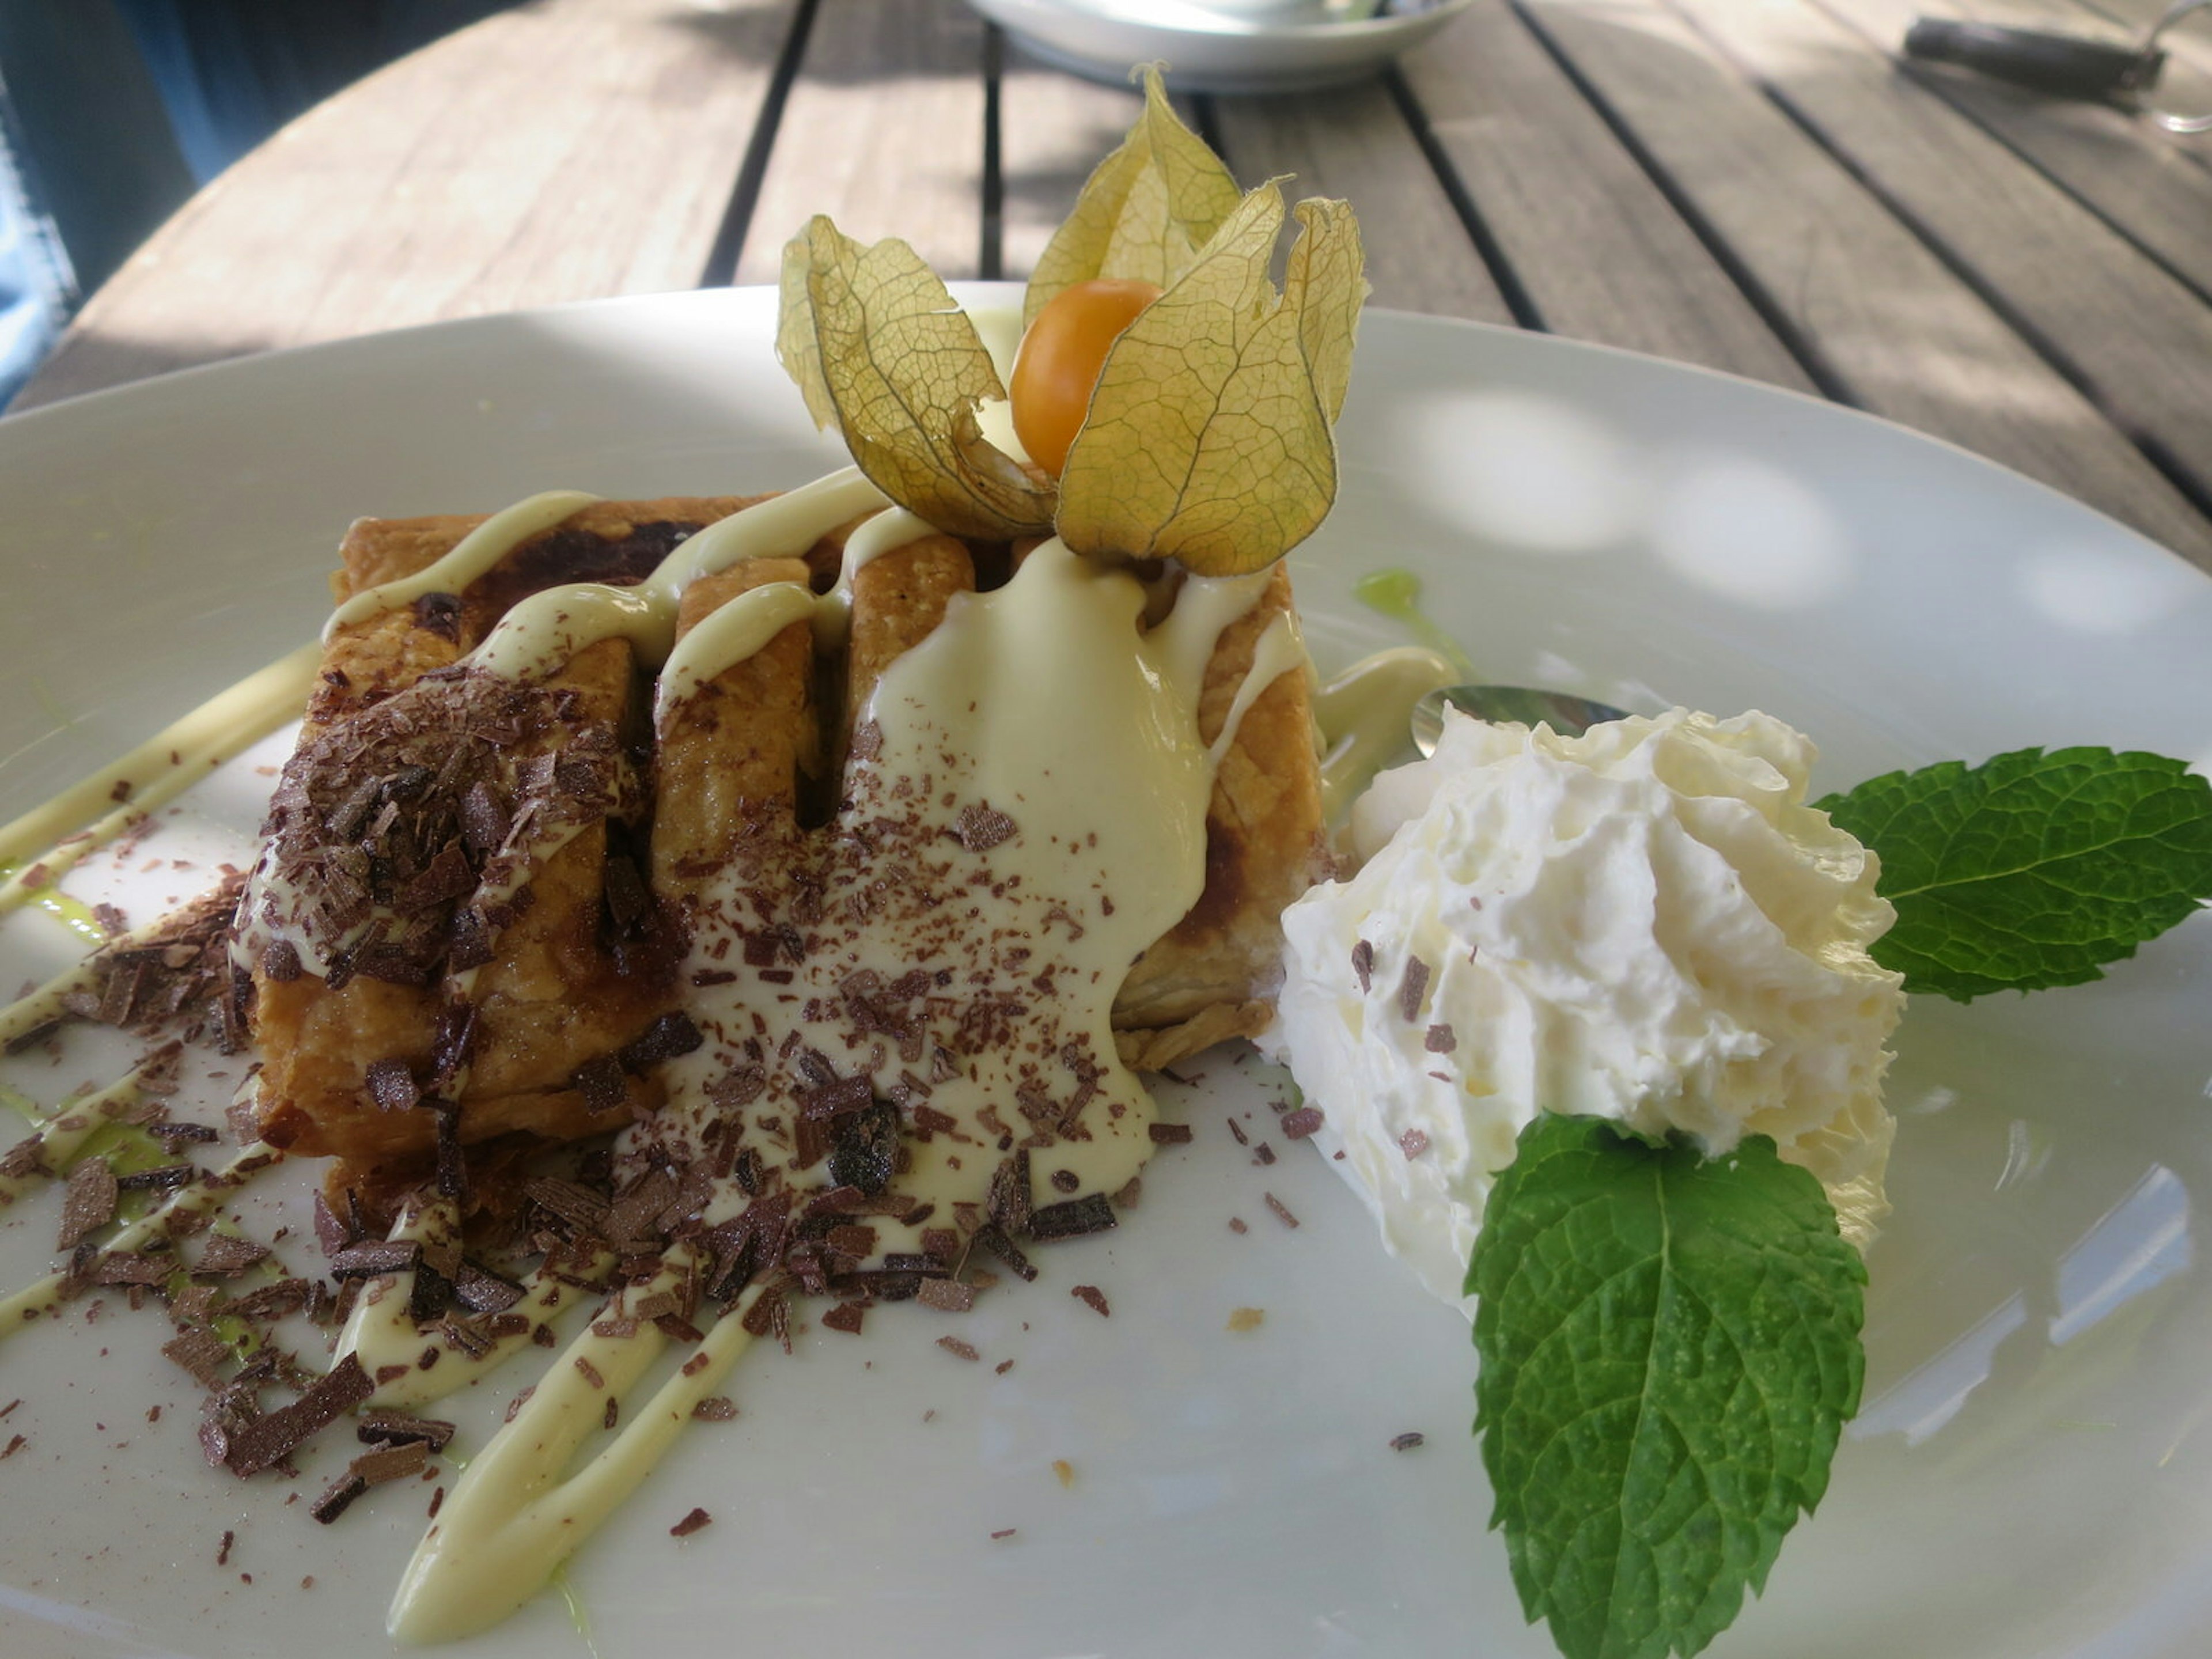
xmin=775 ymin=66 xmax=1366 ymax=575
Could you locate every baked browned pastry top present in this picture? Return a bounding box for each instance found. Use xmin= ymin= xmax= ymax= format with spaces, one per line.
xmin=236 ymin=495 xmax=1329 ymax=1195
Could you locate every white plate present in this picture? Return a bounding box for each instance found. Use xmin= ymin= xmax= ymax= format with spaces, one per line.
xmin=1 ymin=289 xmax=2210 ymax=1659
xmin=967 ymin=0 xmax=1475 ymax=93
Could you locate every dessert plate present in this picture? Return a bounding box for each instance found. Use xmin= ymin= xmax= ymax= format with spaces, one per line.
xmin=1 ymin=289 xmax=2209 ymax=1659
xmin=967 ymin=0 xmax=1477 ymax=93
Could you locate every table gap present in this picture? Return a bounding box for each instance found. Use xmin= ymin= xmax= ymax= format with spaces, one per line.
xmin=699 ymin=0 xmax=822 ymax=288
xmin=1507 ymin=0 xmax=1859 ymax=403
xmin=1652 ymin=0 xmax=2212 ymax=528
xmin=981 ymin=24 xmax=1005 ymax=281
xmin=1381 ymin=67 xmax=1547 ymax=331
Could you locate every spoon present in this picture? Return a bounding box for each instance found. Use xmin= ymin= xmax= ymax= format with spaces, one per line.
xmin=1409 ymin=684 xmax=1632 ymax=756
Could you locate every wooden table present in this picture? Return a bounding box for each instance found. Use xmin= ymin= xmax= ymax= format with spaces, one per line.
xmin=14 ymin=0 xmax=2212 ymax=568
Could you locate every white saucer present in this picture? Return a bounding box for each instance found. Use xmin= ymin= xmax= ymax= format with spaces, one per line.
xmin=968 ymin=0 xmax=1476 ymax=93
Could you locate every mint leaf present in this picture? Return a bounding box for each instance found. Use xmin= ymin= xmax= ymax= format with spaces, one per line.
xmin=1469 ymin=1114 xmax=1865 ymax=1659
xmin=1818 ymin=746 xmax=2212 ymax=1001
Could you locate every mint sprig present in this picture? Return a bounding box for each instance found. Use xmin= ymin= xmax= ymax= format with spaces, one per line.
xmin=1469 ymin=1114 xmax=1865 ymax=1659
xmin=1819 ymin=745 xmax=2212 ymax=1002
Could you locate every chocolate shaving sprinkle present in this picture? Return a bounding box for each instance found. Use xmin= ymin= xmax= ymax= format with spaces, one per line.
xmin=354 ymin=1439 xmax=430 ymax=1486
xmin=1399 ymin=1128 xmax=1431 ymax=1161
xmin=990 ymin=1528 xmax=1016 ymax=1541
xmin=115 ymin=1162 xmax=194 ymax=1192
xmin=452 ymin=1262 xmax=525 ymax=1315
xmin=58 ymin=1158 xmax=119 ymax=1250
xmin=935 ymin=1336 xmax=981 ymax=1362
xmin=1397 ymin=956 xmax=1430 ymax=1022
xmin=1424 ymin=1023 xmax=1457 ymax=1054
xmin=357 ymin=1411 xmax=456 ymax=1450
xmin=1048 ymin=1168 xmax=1080 ymax=1194
xmin=1351 ymin=938 xmax=1375 ymax=993
xmin=162 ymin=1327 xmax=233 ymax=1387
xmin=1390 ymin=1431 xmax=1425 ymax=1452
xmin=951 ymin=802 xmax=1017 ymax=852
xmin=821 ymin=1303 xmax=865 ymax=1335
xmin=691 ymin=1397 xmax=738 ymax=1423
xmin=570 ymin=1055 xmax=628 ymax=1116
xmin=1146 ymin=1122 xmax=1193 ymax=1145
xmin=328 ymin=1241 xmax=421 ymax=1280
xmin=1225 ymin=1117 xmax=1248 ymax=1146
xmin=915 ymin=1278 xmax=976 ymax=1313
xmin=671 ymin=1507 xmax=713 ymax=1539
xmin=311 ymin=1473 xmax=367 ymax=1524
xmin=620 ymin=1011 xmax=703 ymax=1073
xmin=215 ymin=1354 xmax=374 ymax=1478
xmin=972 ymin=1224 xmax=1037 ymax=1282
xmin=1027 ymin=1194 xmax=1116 ymax=1242
xmin=431 ymin=1102 xmax=467 ymax=1204
xmin=1070 ymin=1285 xmax=1110 ymax=1318
xmin=1280 ymin=1107 xmax=1324 ymax=1141
xmin=1253 ymin=1143 xmax=1277 ymax=1166
xmin=1264 ymin=1192 xmax=1301 ymax=1229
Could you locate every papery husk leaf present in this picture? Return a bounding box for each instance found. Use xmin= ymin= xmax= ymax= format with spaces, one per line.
xmin=1055 ymin=186 xmax=1366 ymax=575
xmin=1022 ymin=66 xmax=1243 ymax=332
xmin=777 ymin=215 xmax=1056 ymax=541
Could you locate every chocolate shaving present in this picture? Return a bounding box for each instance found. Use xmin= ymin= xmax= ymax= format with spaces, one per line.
xmin=570 ymin=1055 xmax=627 ymax=1116
xmin=327 ymin=1241 xmax=422 ymax=1280
xmin=1351 ymin=938 xmax=1375 ymax=993
xmin=310 ymin=1471 xmax=368 ymax=1524
xmin=821 ymin=1303 xmax=865 ymax=1335
xmin=986 ymin=1150 xmax=1032 ymax=1236
xmin=935 ymin=1335 xmax=980 ymax=1362
xmin=57 ymin=1158 xmax=118 ymax=1250
xmin=1028 ymin=1194 xmax=1117 ymax=1243
xmin=671 ymin=1507 xmax=713 ymax=1537
xmin=915 ymin=1278 xmax=975 ymax=1313
xmin=1146 ymin=1122 xmax=1193 ymax=1145
xmin=1397 ymin=956 xmax=1430 ymax=1022
xmin=213 ymin=1354 xmax=374 ymax=1478
xmin=1264 ymin=1192 xmax=1301 ymax=1229
xmin=691 ymin=1397 xmax=738 ymax=1423
xmin=1280 ymin=1107 xmax=1324 ymax=1141
xmin=1399 ymin=1128 xmax=1431 ymax=1161
xmin=971 ymin=1224 xmax=1037 ymax=1282
xmin=162 ymin=1327 xmax=234 ymax=1387
xmin=620 ymin=1011 xmax=703 ymax=1073
xmin=411 ymin=590 xmax=464 ymax=642
xmin=451 ymin=1262 xmax=524 ymax=1315
xmin=357 ymin=1411 xmax=456 ymax=1450
xmin=1389 ymin=1431 xmax=1426 ymax=1452
xmin=115 ymin=1162 xmax=195 ymax=1192
xmin=354 ymin=1439 xmax=430 ymax=1486
xmin=365 ymin=1058 xmax=420 ymax=1112
xmin=1424 ymin=1023 xmax=1457 ymax=1054
xmin=1070 ymin=1285 xmax=1110 ymax=1318
xmin=93 ymin=1251 xmax=174 ymax=1286
xmin=951 ymin=802 xmax=1017 ymax=852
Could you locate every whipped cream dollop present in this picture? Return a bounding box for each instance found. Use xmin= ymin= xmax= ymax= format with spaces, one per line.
xmin=1271 ymin=707 xmax=1904 ymax=1312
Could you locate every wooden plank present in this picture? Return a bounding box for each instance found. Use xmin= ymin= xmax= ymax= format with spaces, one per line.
xmin=1522 ymin=0 xmax=2212 ymax=565
xmin=1208 ymin=81 xmax=1516 ymax=324
xmin=1665 ymin=0 xmax=2212 ymax=497
xmin=1844 ymin=0 xmax=2212 ymax=297
xmin=994 ymin=43 xmax=1145 ymax=281
xmin=16 ymin=0 xmax=801 ymax=410
xmin=732 ymin=0 xmax=989 ymax=285
xmin=1399 ymin=4 xmax=1816 ymax=389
